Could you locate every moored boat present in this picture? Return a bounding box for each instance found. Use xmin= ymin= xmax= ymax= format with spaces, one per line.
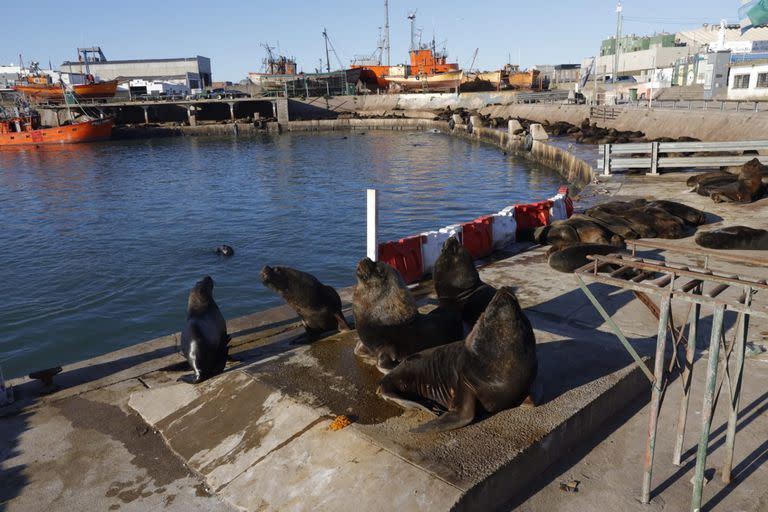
xmin=384 ymin=70 xmax=464 ymax=92
xmin=0 ymin=108 xmax=113 ymax=147
xmin=14 ymin=78 xmax=118 ymax=102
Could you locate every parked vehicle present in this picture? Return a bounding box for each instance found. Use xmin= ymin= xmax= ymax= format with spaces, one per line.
xmin=206 ymin=88 xmax=249 ymax=99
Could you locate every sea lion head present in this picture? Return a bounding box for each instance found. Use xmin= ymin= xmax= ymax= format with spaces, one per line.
xmin=216 ymin=245 xmax=234 ymax=257
xmin=260 ymin=265 xmax=289 ymax=292
xmin=433 ymin=236 xmax=480 ymax=298
xmin=353 ymin=257 xmax=417 ymax=322
xmin=188 ymin=275 xmax=215 ymax=315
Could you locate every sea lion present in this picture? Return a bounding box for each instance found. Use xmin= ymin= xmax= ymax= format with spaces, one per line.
xmin=377 ymin=286 xmax=537 ymax=433
xmin=352 ymin=258 xmax=463 ymax=372
xmin=686 ymin=170 xmax=734 ymax=188
xmin=260 ymin=265 xmax=351 ymax=337
xmin=644 ymin=200 xmax=707 ymax=226
xmin=695 ymin=226 xmax=768 ymax=250
xmin=180 ymin=276 xmax=230 ymax=383
xmin=548 ymin=243 xmax=624 ymax=273
xmin=708 ymin=158 xmax=766 ymax=203
xmin=535 ymin=217 xmax=620 ymax=250
xmin=432 ymin=236 xmax=497 ymax=329
xmin=215 ymin=245 xmax=234 ymax=257
xmin=577 ymin=210 xmax=641 ymax=239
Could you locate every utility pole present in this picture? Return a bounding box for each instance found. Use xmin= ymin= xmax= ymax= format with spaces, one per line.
xmin=408 ymin=12 xmax=417 ymax=51
xmin=614 ymin=1 xmax=623 ymax=83
xmin=384 ymin=0 xmax=390 ymax=66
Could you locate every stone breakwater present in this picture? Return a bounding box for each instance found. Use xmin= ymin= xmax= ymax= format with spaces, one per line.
xmin=285 ymin=118 xmax=595 ymax=188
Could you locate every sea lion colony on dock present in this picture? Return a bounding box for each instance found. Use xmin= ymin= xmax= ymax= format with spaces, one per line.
xmin=176 ymin=181 xmax=765 ymax=431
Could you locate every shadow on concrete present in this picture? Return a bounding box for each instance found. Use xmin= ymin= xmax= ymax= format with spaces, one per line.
xmin=0 ymin=409 xmax=31 ymax=511
xmin=501 ymin=392 xmax=650 ymax=510
xmin=650 ymin=390 xmax=768 ymax=508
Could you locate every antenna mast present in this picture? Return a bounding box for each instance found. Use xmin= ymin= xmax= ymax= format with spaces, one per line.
xmin=408 ymin=12 xmax=417 ymax=51
xmin=384 ymin=0 xmax=391 ymax=66
xmin=323 ymin=28 xmax=331 ymax=73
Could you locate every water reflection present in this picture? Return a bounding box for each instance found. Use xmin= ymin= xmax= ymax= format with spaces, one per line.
xmin=0 ymin=131 xmax=564 ymax=378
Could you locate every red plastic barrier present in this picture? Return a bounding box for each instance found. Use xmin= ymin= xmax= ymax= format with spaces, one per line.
xmin=377 ymin=236 xmax=424 ymax=284
xmin=461 ymin=216 xmax=494 ymax=259
xmin=558 ymin=186 xmax=574 ymax=217
xmin=514 ymin=200 xmax=553 ymax=232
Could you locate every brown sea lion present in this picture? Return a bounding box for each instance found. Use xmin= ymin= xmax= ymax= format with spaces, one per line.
xmin=432 ymin=237 xmax=497 ymax=329
xmin=686 ymin=170 xmax=734 ymax=188
xmin=644 ymin=200 xmax=707 ymax=226
xmin=709 ymin=158 xmax=766 ymax=203
xmin=574 ymin=211 xmax=640 ymax=240
xmin=377 ymin=286 xmax=537 ymax=433
xmin=261 ymin=265 xmax=351 ymax=337
xmin=695 ymin=226 xmax=768 ymax=250
xmin=548 ymin=243 xmax=624 ymax=273
xmin=180 ymin=276 xmax=230 ymax=383
xmin=534 ymin=217 xmax=618 ymax=250
xmin=352 ymin=258 xmax=463 ymax=372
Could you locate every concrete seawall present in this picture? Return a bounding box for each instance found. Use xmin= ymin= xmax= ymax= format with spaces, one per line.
xmin=286 ymin=118 xmax=595 ymax=188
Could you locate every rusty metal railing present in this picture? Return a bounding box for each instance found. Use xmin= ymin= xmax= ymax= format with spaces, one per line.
xmin=574 ymin=246 xmax=767 ymax=511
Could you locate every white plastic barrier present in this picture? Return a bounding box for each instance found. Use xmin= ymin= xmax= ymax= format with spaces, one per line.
xmin=549 ymin=193 xmax=569 ymax=221
xmin=420 ymin=230 xmax=451 ymax=274
xmin=491 ymin=210 xmax=518 ymax=249
xmin=440 ymin=224 xmax=462 ymax=240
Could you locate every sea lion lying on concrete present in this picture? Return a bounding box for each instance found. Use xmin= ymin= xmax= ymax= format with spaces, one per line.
xmin=377 ymin=286 xmax=537 ymax=433
xmin=534 ymin=216 xmax=619 ymax=250
xmin=261 ymin=265 xmax=351 ymax=338
xmin=644 ymin=200 xmax=707 ymax=226
xmin=353 ymin=258 xmax=463 ymax=372
xmin=180 ymin=276 xmax=230 ymax=383
xmin=548 ymin=243 xmax=625 ymax=273
xmin=432 ymin=236 xmax=497 ymax=329
xmin=708 ymin=158 xmax=766 ymax=203
xmin=578 ymin=210 xmax=645 ymax=239
xmin=695 ymin=226 xmax=768 ymax=250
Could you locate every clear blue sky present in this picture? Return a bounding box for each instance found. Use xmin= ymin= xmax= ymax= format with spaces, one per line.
xmin=4 ymin=1 xmax=737 ymax=81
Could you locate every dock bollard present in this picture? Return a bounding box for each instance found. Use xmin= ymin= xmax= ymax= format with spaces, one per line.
xmin=0 ymin=365 xmax=13 ymax=406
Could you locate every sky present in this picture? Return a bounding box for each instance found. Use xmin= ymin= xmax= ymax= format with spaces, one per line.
xmin=4 ymin=1 xmax=738 ymax=81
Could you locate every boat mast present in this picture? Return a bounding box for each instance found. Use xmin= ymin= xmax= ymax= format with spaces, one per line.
xmin=408 ymin=12 xmax=417 ymax=52
xmin=323 ymin=28 xmax=331 ymax=73
xmin=384 ymin=0 xmax=390 ymax=66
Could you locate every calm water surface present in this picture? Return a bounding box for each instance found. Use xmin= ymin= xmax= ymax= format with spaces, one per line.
xmin=0 ymin=131 xmax=564 ymax=378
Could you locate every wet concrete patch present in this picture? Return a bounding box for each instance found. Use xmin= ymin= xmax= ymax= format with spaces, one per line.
xmin=56 ymin=396 xmax=188 ymax=489
xmin=247 ymin=330 xmax=402 ymax=424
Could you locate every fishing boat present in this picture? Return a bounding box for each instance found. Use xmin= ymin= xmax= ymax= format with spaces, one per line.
xmin=13 ymin=62 xmax=117 ymax=102
xmin=0 ymin=105 xmax=112 ymax=146
xmin=385 ymin=70 xmax=464 ymax=92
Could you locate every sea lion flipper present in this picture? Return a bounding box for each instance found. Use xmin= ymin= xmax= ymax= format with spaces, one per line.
xmin=335 ymin=313 xmax=352 ymax=331
xmin=411 ymin=387 xmax=476 ymax=433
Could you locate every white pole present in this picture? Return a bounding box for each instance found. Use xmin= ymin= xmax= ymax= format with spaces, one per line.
xmin=367 ymin=189 xmax=378 ymax=261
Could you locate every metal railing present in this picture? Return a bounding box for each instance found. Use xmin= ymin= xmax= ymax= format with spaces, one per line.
xmin=607 ymin=98 xmax=768 ymax=113
xmin=597 ymin=139 xmax=768 ymax=176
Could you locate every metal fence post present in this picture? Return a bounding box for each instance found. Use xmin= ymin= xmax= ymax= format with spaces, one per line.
xmin=367 ymin=189 xmax=378 ymax=261
xmin=720 ymin=101 xmax=725 ymax=111
xmin=691 ymin=305 xmax=725 ymax=512
xmin=650 ymin=141 xmax=660 ymax=175
xmin=737 ymin=101 xmax=741 ymax=112
xmin=603 ymin=144 xmax=612 ymax=176
xmin=755 ymin=101 xmax=759 ymax=112
xmin=641 ymin=294 xmax=672 ymax=504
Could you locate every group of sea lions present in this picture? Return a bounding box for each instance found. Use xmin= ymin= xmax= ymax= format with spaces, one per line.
xmin=686 ymin=158 xmax=768 ymax=203
xmin=530 ymin=198 xmax=708 ymax=272
xmin=178 ymin=238 xmax=536 ymax=433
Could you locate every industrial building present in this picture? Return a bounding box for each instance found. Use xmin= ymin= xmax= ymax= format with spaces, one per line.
xmin=0 ymin=65 xmax=22 ymax=90
xmin=60 ymin=51 xmax=212 ymax=91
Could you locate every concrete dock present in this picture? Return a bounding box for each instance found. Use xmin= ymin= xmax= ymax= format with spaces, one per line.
xmin=2 ymin=169 xmax=768 ymax=511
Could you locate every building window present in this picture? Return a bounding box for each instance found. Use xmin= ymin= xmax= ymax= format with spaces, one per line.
xmin=757 ymin=73 xmax=768 ymax=88
xmin=733 ymin=74 xmax=750 ymax=89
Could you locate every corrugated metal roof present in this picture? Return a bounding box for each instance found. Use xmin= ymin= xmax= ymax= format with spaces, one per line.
xmin=60 ymin=56 xmax=209 ymax=66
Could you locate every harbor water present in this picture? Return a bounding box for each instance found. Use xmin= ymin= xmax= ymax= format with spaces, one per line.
xmin=0 ymin=130 xmax=565 ymax=379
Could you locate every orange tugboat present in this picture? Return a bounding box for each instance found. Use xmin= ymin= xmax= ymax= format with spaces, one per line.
xmin=0 ymin=106 xmax=113 ymax=147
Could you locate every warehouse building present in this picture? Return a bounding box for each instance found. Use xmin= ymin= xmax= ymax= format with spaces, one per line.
xmin=60 ymin=53 xmax=212 ymax=91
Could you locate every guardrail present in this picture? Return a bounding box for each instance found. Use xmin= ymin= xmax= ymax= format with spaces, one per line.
xmin=514 ymin=90 xmax=571 ymax=104
xmin=597 ymin=140 xmax=768 ymax=176
xmin=606 ymin=98 xmax=768 ymax=114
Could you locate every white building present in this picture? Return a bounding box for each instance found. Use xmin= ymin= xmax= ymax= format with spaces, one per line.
xmin=727 ymin=59 xmax=768 ymax=100
xmin=118 ymin=78 xmax=190 ymax=96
